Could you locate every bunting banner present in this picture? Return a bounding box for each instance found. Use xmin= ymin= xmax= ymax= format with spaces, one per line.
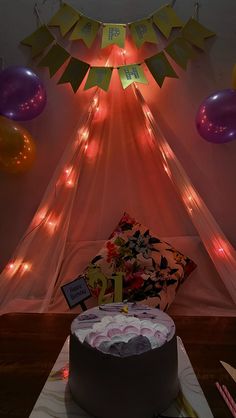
xmin=153 ymin=5 xmax=183 ymax=39
xmin=70 ymin=16 xmax=100 ymax=48
xmin=84 ymin=67 xmax=113 ymax=91
xmin=48 ymin=3 xmax=79 ymax=36
xmin=21 ymin=25 xmax=54 ymax=58
xmin=145 ymin=51 xmax=178 ymax=87
xmin=58 ymin=57 xmax=90 ymax=92
xmin=181 ymin=18 xmax=216 ymax=50
xmin=21 ymin=2 xmax=216 ymax=93
xmin=38 ymin=43 xmax=70 ymax=77
xmin=101 ymin=25 xmax=126 ymax=49
xmin=165 ymin=37 xmax=194 ymax=70
xmin=118 ymin=64 xmax=148 ymax=89
xmin=130 ymin=19 xmax=158 ymax=48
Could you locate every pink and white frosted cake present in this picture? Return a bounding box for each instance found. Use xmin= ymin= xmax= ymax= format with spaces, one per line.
xmin=69 ymin=303 xmax=179 ymax=418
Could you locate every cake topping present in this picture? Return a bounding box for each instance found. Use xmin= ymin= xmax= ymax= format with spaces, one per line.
xmin=75 ymin=314 xmax=171 ymax=357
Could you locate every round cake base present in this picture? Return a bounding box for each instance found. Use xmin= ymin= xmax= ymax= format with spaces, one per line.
xmin=69 ymin=304 xmax=179 ymax=418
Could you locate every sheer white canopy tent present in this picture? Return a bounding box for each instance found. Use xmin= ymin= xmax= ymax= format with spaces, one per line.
xmin=0 ymin=0 xmax=236 ymax=315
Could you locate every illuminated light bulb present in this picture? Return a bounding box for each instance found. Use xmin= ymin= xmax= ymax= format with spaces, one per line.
xmin=81 ymin=130 xmax=89 ymax=141
xmin=22 ymin=262 xmax=31 ymax=272
xmin=96 ymin=106 xmax=99 ymax=112
xmin=218 ymin=247 xmax=224 ymax=253
xmin=66 ymin=179 xmax=74 ymax=188
xmin=85 ymin=144 xmax=88 ymax=151
xmin=62 ymin=367 xmax=69 ymax=379
xmin=188 ymin=196 xmax=193 ymax=201
xmin=8 ymin=263 xmax=15 ymax=270
xmin=93 ymin=96 xmax=98 ymax=106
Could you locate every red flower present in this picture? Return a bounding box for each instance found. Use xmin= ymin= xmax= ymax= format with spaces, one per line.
xmin=106 ymin=241 xmax=118 ymax=263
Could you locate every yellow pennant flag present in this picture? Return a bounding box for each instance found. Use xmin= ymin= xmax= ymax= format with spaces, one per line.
xmin=70 ymin=17 xmax=100 ymax=48
xmin=165 ymin=37 xmax=194 ymax=70
xmin=84 ymin=67 xmax=113 ymax=91
xmin=232 ymin=64 xmax=236 ymax=89
xmin=145 ymin=52 xmax=178 ymax=87
xmin=21 ymin=25 xmax=55 ymax=58
xmin=38 ymin=44 xmax=70 ymax=77
xmin=153 ymin=5 xmax=183 ymax=39
xmin=130 ymin=19 xmax=158 ymax=48
xmin=101 ymin=25 xmax=126 ymax=48
xmin=118 ymin=64 xmax=148 ymax=89
xmin=181 ymin=18 xmax=215 ymax=50
xmin=48 ymin=3 xmax=79 ymax=36
xmin=58 ymin=57 xmax=89 ymax=92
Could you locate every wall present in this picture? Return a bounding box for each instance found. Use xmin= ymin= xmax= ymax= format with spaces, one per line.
xmin=0 ymin=0 xmax=236 ymax=271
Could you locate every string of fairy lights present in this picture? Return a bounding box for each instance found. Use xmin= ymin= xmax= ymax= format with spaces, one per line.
xmin=4 ymin=1 xmax=236 ymax=304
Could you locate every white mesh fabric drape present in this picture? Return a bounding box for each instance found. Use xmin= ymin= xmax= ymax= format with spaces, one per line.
xmin=0 ymin=47 xmax=235 ymax=313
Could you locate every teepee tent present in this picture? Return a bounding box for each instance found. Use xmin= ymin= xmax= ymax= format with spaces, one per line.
xmin=0 ymin=0 xmax=236 ymax=315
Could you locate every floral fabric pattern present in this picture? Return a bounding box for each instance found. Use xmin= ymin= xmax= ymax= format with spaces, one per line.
xmin=84 ymin=213 xmax=197 ymax=311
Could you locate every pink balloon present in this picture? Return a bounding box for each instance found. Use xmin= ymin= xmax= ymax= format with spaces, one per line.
xmin=0 ymin=66 xmax=47 ymax=121
xmin=196 ymin=89 xmax=236 ymax=143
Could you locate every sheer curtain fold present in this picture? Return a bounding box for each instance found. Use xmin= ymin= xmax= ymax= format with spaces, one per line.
xmin=0 ymin=66 xmax=235 ymax=313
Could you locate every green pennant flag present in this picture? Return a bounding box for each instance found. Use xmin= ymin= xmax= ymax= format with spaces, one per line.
xmin=21 ymin=25 xmax=55 ymax=58
xmin=70 ymin=16 xmax=100 ymax=48
xmin=48 ymin=3 xmax=79 ymax=36
xmin=165 ymin=37 xmax=194 ymax=69
xmin=58 ymin=57 xmax=90 ymax=92
xmin=118 ymin=64 xmax=148 ymax=89
xmin=101 ymin=25 xmax=126 ymax=48
xmin=181 ymin=18 xmax=215 ymax=50
xmin=130 ymin=19 xmax=158 ymax=48
xmin=38 ymin=44 xmax=70 ymax=77
xmin=145 ymin=52 xmax=178 ymax=87
xmin=153 ymin=5 xmax=183 ymax=39
xmin=84 ymin=67 xmax=113 ymax=91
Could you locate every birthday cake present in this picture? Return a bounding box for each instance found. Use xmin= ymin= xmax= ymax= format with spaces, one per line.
xmin=69 ymin=303 xmax=179 ymax=418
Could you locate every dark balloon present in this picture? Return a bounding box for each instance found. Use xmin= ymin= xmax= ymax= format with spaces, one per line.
xmin=196 ymin=89 xmax=236 ymax=143
xmin=0 ymin=66 xmax=47 ymax=121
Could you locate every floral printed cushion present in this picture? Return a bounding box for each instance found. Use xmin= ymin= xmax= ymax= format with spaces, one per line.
xmin=84 ymin=213 xmax=197 ymax=311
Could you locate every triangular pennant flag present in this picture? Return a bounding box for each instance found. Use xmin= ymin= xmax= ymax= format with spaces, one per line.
xmin=38 ymin=44 xmax=70 ymax=77
xmin=153 ymin=5 xmax=183 ymax=38
xmin=48 ymin=3 xmax=79 ymax=36
xmin=21 ymin=25 xmax=55 ymax=58
xmin=181 ymin=18 xmax=215 ymax=50
xmin=58 ymin=57 xmax=90 ymax=92
xmin=70 ymin=16 xmax=100 ymax=48
xmin=145 ymin=51 xmax=178 ymax=87
xmin=118 ymin=64 xmax=148 ymax=89
xmin=232 ymin=64 xmax=236 ymax=89
xmin=84 ymin=67 xmax=113 ymax=91
xmin=165 ymin=37 xmax=194 ymax=70
xmin=101 ymin=25 xmax=126 ymax=49
xmin=130 ymin=19 xmax=158 ymax=48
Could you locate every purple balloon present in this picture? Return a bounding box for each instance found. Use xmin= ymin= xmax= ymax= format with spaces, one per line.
xmin=0 ymin=66 xmax=47 ymax=121
xmin=196 ymin=89 xmax=236 ymax=144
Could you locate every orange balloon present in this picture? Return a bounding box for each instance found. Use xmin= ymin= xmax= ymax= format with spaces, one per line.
xmin=0 ymin=116 xmax=35 ymax=173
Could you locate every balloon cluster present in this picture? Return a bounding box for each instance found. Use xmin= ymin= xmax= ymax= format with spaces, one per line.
xmin=0 ymin=66 xmax=47 ymax=173
xmin=196 ymin=89 xmax=236 ymax=144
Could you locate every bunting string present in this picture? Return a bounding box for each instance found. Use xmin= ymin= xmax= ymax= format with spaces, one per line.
xmin=21 ymin=2 xmax=215 ymax=92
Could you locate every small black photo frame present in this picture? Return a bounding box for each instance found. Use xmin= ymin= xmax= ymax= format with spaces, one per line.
xmin=61 ymin=275 xmax=91 ymax=310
